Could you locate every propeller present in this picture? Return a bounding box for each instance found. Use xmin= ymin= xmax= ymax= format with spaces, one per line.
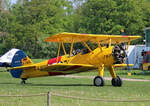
xmin=112 ymin=44 xmax=127 ymax=64
xmin=112 ymin=44 xmax=131 ymax=75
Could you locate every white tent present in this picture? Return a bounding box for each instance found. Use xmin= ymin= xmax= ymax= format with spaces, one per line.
xmin=0 ymin=48 xmax=19 ymax=64
xmin=126 ymin=45 xmax=150 ymax=69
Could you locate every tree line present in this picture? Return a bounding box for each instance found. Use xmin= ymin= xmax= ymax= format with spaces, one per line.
xmin=0 ymin=0 xmax=150 ymax=58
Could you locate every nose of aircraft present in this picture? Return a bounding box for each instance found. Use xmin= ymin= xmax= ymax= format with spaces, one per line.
xmin=112 ymin=45 xmax=127 ymax=64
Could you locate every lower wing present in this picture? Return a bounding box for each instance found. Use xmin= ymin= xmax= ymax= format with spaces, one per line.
xmin=9 ymin=63 xmax=97 ymax=74
xmin=40 ymin=63 xmax=97 ymax=74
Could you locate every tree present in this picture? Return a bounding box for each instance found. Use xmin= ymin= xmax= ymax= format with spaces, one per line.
xmin=74 ymin=0 xmax=146 ymax=36
xmin=2 ymin=0 xmax=73 ymax=58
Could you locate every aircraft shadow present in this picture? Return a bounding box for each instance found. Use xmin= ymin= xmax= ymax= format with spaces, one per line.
xmin=26 ymin=83 xmax=112 ymax=87
xmin=0 ymin=82 xmax=18 ymax=85
xmin=26 ymin=83 xmax=94 ymax=87
xmin=0 ymin=82 xmax=112 ymax=87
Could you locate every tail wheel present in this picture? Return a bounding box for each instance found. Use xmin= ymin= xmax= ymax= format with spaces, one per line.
xmin=93 ymin=76 xmax=105 ymax=86
xmin=111 ymin=76 xmax=122 ymax=87
xmin=21 ymin=78 xmax=27 ymax=84
xmin=21 ymin=80 xmax=26 ymax=84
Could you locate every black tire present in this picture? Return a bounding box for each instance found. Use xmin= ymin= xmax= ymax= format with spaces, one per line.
xmin=111 ymin=76 xmax=122 ymax=87
xmin=93 ymin=76 xmax=105 ymax=86
xmin=112 ymin=78 xmax=117 ymax=86
xmin=116 ymin=76 xmax=122 ymax=87
xmin=21 ymin=80 xmax=26 ymax=84
xmin=21 ymin=78 xmax=27 ymax=84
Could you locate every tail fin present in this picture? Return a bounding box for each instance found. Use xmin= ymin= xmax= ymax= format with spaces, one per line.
xmin=10 ymin=50 xmax=33 ymax=78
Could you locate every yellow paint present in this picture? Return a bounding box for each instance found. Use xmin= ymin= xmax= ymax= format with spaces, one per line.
xmin=69 ymin=39 xmax=74 ymax=57
xmin=108 ymin=66 xmax=117 ymax=78
xmin=56 ymin=41 xmax=61 ymax=63
xmin=22 ymin=56 xmax=33 ymax=66
xmin=82 ymin=41 xmax=92 ymax=52
xmin=61 ymin=41 xmax=67 ymax=56
xmin=45 ymin=32 xmax=141 ymax=44
xmin=142 ymin=63 xmax=150 ymax=70
xmin=98 ymin=64 xmax=104 ymax=77
xmin=21 ymin=60 xmax=49 ymax=78
xmin=126 ymin=39 xmax=130 ymax=51
xmin=97 ymin=41 xmax=102 ymax=52
xmin=108 ymin=39 xmax=111 ymax=47
xmin=128 ymin=72 xmax=131 ymax=76
xmin=70 ymin=46 xmax=114 ymax=66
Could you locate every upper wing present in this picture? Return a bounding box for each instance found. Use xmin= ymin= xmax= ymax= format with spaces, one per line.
xmin=45 ymin=32 xmax=141 ymax=44
xmin=8 ymin=64 xmax=36 ymax=70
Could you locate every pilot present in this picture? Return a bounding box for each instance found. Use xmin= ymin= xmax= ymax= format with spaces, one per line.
xmin=72 ymin=50 xmax=76 ymax=56
xmin=72 ymin=49 xmax=81 ymax=56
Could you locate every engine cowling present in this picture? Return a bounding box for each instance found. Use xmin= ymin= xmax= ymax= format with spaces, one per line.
xmin=112 ymin=45 xmax=127 ymax=64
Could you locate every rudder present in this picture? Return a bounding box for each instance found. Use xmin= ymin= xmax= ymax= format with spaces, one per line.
xmin=10 ymin=50 xmax=33 ymax=78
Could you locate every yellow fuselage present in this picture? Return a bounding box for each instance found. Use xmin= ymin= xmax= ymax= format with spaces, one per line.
xmin=70 ymin=46 xmax=114 ymax=67
xmin=20 ymin=46 xmax=115 ymax=79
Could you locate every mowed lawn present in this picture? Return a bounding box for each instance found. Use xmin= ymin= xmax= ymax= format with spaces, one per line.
xmin=0 ymin=59 xmax=150 ymax=106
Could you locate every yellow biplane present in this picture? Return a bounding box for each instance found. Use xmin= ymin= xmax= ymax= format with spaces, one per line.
xmin=9 ymin=32 xmax=141 ymax=87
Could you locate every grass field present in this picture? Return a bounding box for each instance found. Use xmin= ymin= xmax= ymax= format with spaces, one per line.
xmin=0 ymin=59 xmax=150 ymax=106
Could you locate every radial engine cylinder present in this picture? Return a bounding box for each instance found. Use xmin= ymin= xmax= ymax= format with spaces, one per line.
xmin=112 ymin=45 xmax=127 ymax=64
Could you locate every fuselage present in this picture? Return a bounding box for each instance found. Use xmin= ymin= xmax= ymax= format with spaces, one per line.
xmin=70 ymin=46 xmax=115 ymax=67
xmin=20 ymin=45 xmax=127 ymax=79
xmin=20 ymin=46 xmax=115 ymax=79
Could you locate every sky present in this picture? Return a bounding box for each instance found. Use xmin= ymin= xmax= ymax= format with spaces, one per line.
xmin=11 ymin=0 xmax=17 ymax=4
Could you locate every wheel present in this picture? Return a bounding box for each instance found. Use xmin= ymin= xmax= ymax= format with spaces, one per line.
xmin=21 ymin=78 xmax=27 ymax=84
xmin=116 ymin=76 xmax=122 ymax=86
xmin=93 ymin=76 xmax=105 ymax=86
xmin=112 ymin=78 xmax=117 ymax=86
xmin=21 ymin=80 xmax=26 ymax=84
xmin=111 ymin=76 xmax=122 ymax=87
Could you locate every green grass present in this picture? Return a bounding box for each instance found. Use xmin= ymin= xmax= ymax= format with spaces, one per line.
xmin=0 ymin=59 xmax=150 ymax=105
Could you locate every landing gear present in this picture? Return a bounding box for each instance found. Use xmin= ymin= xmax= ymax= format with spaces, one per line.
xmin=111 ymin=76 xmax=122 ymax=87
xmin=21 ymin=78 xmax=27 ymax=84
xmin=93 ymin=76 xmax=105 ymax=86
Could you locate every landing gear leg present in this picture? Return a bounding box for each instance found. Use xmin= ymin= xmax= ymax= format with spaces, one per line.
xmin=93 ymin=64 xmax=105 ymax=86
xmin=21 ymin=78 xmax=27 ymax=84
xmin=108 ymin=66 xmax=123 ymax=87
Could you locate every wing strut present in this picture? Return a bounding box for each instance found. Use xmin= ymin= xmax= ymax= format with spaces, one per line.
xmin=126 ymin=39 xmax=130 ymax=51
xmin=56 ymin=40 xmax=61 ymax=64
xmin=82 ymin=41 xmax=92 ymax=52
xmin=108 ymin=38 xmax=111 ymax=47
xmin=126 ymin=39 xmax=131 ymax=75
xmin=61 ymin=41 xmax=67 ymax=56
xmin=97 ymin=41 xmax=102 ymax=52
xmin=69 ymin=39 xmax=74 ymax=57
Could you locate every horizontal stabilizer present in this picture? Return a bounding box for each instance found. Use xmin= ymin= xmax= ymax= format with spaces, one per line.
xmin=8 ymin=64 xmax=36 ymax=71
